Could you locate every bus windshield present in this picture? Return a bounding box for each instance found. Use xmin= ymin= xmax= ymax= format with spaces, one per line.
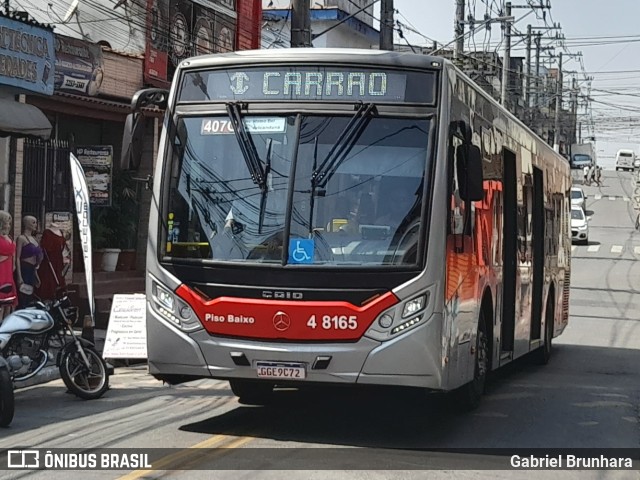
xmin=164 ymin=114 xmax=431 ymax=267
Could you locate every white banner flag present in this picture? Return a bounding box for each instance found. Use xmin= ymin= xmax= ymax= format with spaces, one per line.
xmin=70 ymin=153 xmax=95 ymax=326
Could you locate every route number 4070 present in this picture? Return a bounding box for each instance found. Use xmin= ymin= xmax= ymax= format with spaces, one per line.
xmin=307 ymin=315 xmax=358 ymax=330
xmin=201 ymin=119 xmax=234 ymax=135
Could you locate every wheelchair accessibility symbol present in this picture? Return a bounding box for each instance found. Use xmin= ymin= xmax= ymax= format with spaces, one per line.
xmin=288 ymin=239 xmax=314 ymax=264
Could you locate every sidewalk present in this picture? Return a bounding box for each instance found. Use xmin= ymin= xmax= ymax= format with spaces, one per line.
xmin=14 ymin=328 xmax=122 ymax=390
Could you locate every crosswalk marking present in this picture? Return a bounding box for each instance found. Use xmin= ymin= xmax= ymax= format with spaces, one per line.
xmin=594 ymin=194 xmax=602 ymax=200
xmin=571 ymin=246 xmax=576 ymax=252
xmin=609 ymin=196 xmax=616 ymax=201
xmin=587 ymin=245 xmax=600 ymax=253
xmin=611 ymin=245 xmax=623 ymax=253
xmin=634 ymin=247 xmax=640 ymax=255
xmin=624 ymin=196 xmax=630 ymax=202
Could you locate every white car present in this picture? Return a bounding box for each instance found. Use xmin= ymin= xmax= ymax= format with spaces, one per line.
xmin=570 ymin=187 xmax=586 ymax=210
xmin=571 ymin=206 xmax=589 ymax=244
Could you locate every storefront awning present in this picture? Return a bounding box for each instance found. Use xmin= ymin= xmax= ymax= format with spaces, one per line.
xmin=0 ymin=98 xmax=52 ymax=140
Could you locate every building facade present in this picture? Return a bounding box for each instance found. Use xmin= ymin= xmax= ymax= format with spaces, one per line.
xmin=14 ymin=0 xmax=262 ymax=274
xmin=262 ymin=0 xmax=378 ymax=49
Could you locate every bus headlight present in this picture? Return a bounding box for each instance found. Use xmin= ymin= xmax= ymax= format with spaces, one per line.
xmin=156 ymin=285 xmax=174 ymax=310
xmin=152 ymin=281 xmax=202 ymax=332
xmin=391 ymin=316 xmax=423 ymax=334
xmin=402 ymin=293 xmax=428 ymax=318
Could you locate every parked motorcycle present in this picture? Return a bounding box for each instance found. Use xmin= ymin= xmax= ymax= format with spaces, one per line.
xmin=0 ymin=286 xmax=109 ymax=426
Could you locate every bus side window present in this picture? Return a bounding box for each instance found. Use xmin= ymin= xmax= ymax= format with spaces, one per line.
xmin=448 ymin=132 xmax=473 ymax=237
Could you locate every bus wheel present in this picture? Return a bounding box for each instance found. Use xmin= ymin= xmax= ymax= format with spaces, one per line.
xmin=455 ymin=311 xmax=489 ymax=411
xmin=534 ymin=295 xmax=554 ymax=365
xmin=230 ymin=380 xmax=274 ymax=405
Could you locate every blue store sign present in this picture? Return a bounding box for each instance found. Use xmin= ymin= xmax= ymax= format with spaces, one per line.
xmin=0 ymin=16 xmax=55 ymax=95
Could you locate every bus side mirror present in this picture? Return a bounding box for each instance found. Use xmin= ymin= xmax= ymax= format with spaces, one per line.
xmin=121 ymin=88 xmax=169 ymax=171
xmin=121 ymin=113 xmax=146 ymax=170
xmin=464 ymin=145 xmax=484 ymax=201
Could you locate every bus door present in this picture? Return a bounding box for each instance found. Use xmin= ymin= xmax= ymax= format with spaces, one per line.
xmin=501 ymin=149 xmax=517 ymax=357
xmin=530 ymin=167 xmax=544 ymax=341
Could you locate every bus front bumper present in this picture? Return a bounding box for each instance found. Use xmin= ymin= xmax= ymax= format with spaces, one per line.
xmin=147 ymin=309 xmax=444 ymax=390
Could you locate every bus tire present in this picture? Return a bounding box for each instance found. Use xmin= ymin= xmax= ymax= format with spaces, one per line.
xmin=455 ymin=310 xmax=489 ymax=411
xmin=534 ymin=294 xmax=554 ymax=365
xmin=230 ymin=380 xmax=274 ymax=405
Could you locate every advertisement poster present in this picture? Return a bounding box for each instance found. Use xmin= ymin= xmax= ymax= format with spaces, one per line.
xmin=144 ymin=0 xmax=169 ymax=87
xmin=70 ymin=153 xmax=95 ymax=326
xmin=44 ymin=212 xmax=74 ymax=284
xmin=145 ymin=0 xmax=236 ymax=84
xmin=103 ymin=294 xmax=147 ymax=359
xmin=54 ymin=35 xmax=105 ymax=96
xmin=76 ymin=146 xmax=113 ymax=207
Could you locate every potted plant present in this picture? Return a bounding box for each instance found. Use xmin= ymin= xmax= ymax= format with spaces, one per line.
xmin=90 ymin=208 xmax=113 ymax=272
xmin=110 ymin=169 xmax=139 ymax=271
xmin=90 ymin=169 xmax=139 ymax=272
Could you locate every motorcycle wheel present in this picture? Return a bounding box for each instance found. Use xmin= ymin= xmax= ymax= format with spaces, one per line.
xmin=60 ymin=346 xmax=109 ymax=400
xmin=0 ymin=368 xmax=15 ymax=427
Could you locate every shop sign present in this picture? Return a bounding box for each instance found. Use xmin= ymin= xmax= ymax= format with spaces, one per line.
xmin=144 ymin=0 xmax=236 ymax=87
xmin=0 ymin=16 xmax=55 ymax=95
xmin=54 ymin=35 xmax=104 ymax=96
xmin=76 ymin=145 xmax=113 ymax=206
xmin=103 ymin=294 xmax=147 ymax=359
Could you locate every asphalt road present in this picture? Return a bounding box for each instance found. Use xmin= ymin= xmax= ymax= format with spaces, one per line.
xmin=0 ymin=170 xmax=639 ymax=480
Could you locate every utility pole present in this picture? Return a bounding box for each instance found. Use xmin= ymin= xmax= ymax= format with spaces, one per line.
xmin=553 ymin=52 xmax=563 ymax=152
xmin=380 ymin=0 xmax=394 ymax=50
xmin=291 ymin=0 xmax=311 ymax=48
xmin=454 ymin=0 xmax=465 ymax=62
xmin=500 ymin=2 xmax=512 ymax=108
xmin=570 ymin=77 xmax=578 ymax=144
xmin=578 ymin=121 xmax=582 ymax=143
xmin=524 ymin=24 xmax=532 ymax=118
xmin=534 ymin=33 xmax=541 ymax=111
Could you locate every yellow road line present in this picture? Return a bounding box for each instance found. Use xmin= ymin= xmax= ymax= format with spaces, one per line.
xmin=178 ymin=436 xmax=255 ymax=471
xmin=117 ymin=434 xmax=228 ymax=480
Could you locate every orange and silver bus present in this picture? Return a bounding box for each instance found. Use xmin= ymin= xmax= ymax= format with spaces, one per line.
xmin=122 ymin=49 xmax=571 ymax=409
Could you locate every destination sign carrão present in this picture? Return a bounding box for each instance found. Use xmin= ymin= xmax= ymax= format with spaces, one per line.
xmin=179 ymin=66 xmax=436 ymax=104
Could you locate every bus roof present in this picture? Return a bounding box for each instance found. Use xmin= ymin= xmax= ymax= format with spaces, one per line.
xmin=177 ymin=48 xmax=446 ymax=71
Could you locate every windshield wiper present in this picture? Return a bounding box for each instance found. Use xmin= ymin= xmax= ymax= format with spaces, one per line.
xmin=225 ymin=102 xmax=266 ymax=190
xmin=310 ymin=102 xmax=377 ymax=189
xmin=258 ymin=139 xmax=273 ymax=234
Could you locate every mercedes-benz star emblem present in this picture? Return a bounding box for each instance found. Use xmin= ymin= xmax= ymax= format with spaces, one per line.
xmin=273 ymin=311 xmax=291 ymax=331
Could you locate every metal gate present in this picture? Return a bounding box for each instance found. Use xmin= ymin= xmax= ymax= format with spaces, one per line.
xmin=22 ymin=139 xmax=72 ymax=225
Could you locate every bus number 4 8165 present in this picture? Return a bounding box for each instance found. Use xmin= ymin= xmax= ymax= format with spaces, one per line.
xmin=307 ymin=315 xmax=358 ymax=330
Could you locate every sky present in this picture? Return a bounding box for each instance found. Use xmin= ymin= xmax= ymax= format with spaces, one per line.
xmin=392 ymin=0 xmax=640 ymax=168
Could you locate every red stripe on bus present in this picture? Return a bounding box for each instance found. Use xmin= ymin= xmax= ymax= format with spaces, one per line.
xmin=175 ymin=285 xmax=399 ymax=341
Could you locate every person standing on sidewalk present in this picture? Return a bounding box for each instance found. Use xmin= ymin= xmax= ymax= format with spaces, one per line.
xmin=583 ymin=165 xmax=590 ymax=185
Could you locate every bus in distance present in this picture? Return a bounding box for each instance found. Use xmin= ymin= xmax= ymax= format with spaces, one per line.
xmin=121 ymin=49 xmax=571 ymax=409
